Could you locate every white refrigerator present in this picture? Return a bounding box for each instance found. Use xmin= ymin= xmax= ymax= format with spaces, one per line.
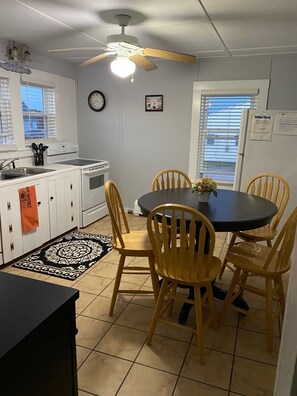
xmin=233 ymin=109 xmax=297 ymax=395
xmin=234 ymin=109 xmax=297 ymax=226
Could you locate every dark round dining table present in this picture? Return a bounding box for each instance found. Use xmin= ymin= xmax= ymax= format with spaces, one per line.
xmin=138 ymin=188 xmax=278 ymax=233
xmin=138 ymin=188 xmax=278 ymax=323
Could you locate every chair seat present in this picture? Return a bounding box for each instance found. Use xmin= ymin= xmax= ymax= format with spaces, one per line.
xmin=156 ymin=250 xmax=221 ymax=284
xmin=114 ymin=230 xmax=153 ymax=255
xmin=235 ymin=225 xmax=277 ymax=241
xmin=226 ymin=242 xmax=291 ymax=276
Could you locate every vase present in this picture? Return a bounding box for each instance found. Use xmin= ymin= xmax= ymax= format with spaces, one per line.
xmin=198 ymin=192 xmax=211 ymax=203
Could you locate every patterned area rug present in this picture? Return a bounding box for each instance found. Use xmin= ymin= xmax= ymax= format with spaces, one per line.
xmin=13 ymin=231 xmax=112 ymax=280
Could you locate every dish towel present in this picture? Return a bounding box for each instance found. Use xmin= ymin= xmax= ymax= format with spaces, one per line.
xmin=18 ymin=186 xmax=39 ymax=233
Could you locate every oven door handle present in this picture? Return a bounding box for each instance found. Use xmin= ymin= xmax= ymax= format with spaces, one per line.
xmin=83 ymin=168 xmax=108 ymax=176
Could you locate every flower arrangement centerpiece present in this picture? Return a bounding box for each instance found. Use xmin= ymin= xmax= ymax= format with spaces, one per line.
xmin=192 ymin=177 xmax=217 ymax=202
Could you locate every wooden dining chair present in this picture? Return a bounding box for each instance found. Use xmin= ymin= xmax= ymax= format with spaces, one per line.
xmin=220 ymin=205 xmax=297 ymax=352
xmin=146 ymin=203 xmax=221 ymax=365
xmin=105 ymin=180 xmax=159 ymax=316
xmin=152 ymin=169 xmax=192 ymax=191
xmin=218 ymin=173 xmax=290 ymax=279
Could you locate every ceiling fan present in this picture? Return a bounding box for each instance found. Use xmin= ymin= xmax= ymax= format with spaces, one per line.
xmin=48 ymin=14 xmax=196 ymax=76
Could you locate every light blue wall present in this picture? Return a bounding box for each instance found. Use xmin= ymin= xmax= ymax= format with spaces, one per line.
xmin=77 ymin=53 xmax=297 ymax=209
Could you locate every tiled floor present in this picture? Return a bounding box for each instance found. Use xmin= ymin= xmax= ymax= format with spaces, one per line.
xmin=2 ymin=214 xmax=287 ymax=396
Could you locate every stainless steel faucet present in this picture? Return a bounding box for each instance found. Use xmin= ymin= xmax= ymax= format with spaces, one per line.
xmin=0 ymin=158 xmax=18 ymax=170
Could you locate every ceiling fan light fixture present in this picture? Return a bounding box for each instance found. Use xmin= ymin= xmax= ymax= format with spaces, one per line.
xmin=110 ymin=56 xmax=136 ymax=78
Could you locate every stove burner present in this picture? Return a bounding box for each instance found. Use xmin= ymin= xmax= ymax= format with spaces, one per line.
xmin=57 ymin=159 xmax=105 ymax=166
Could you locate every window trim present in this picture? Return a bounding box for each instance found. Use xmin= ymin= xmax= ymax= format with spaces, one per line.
xmin=21 ymin=78 xmax=57 ymax=142
xmin=188 ymin=80 xmax=270 ymax=184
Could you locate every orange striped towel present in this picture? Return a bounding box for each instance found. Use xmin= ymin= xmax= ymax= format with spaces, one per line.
xmin=18 ymin=186 xmax=39 ymax=233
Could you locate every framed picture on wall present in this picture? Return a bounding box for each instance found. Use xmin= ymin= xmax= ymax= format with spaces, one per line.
xmin=145 ymin=95 xmax=163 ymax=112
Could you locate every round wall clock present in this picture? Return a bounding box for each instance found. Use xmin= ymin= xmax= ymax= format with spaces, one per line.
xmin=88 ymin=90 xmax=106 ymax=111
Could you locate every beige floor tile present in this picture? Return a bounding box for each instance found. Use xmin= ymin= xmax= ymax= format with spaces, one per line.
xmin=191 ymin=324 xmax=237 ymax=354
xmin=100 ymin=279 xmax=141 ymax=301
xmin=95 ymin=324 xmax=147 ymax=361
xmin=76 ymin=315 xmax=111 ymax=349
xmin=88 ymin=261 xmax=119 ymax=279
xmin=78 ymin=351 xmax=132 ymax=396
xmin=235 ymin=328 xmax=280 ymax=365
xmin=231 ymin=356 xmax=276 ymax=395
xmin=74 ymin=273 xmax=112 ymax=294
xmin=181 ymin=345 xmax=233 ymax=390
xmin=0 ymin=265 xmax=23 ymax=275
xmin=115 ymin=303 xmax=154 ymax=332
xmin=76 ymin=345 xmax=92 ymax=369
xmin=78 ymin=390 xmax=96 ymax=396
xmin=102 ymin=250 xmax=133 ymax=265
xmin=131 ymin=287 xmax=156 ymax=308
xmin=45 ymin=275 xmax=78 ymax=287
xmin=18 ymin=271 xmax=49 ymax=281
xmin=239 ymin=307 xmax=280 ymax=336
xmin=154 ymin=314 xmax=194 ymax=343
xmin=173 ymin=377 xmax=229 ymax=396
xmin=215 ymin=301 xmax=239 ymax=327
xmin=136 ymin=334 xmax=189 ymax=374
xmin=117 ymin=363 xmax=177 ymax=396
xmin=82 ymin=295 xmax=128 ymax=323
xmin=76 ymin=291 xmax=97 ymax=314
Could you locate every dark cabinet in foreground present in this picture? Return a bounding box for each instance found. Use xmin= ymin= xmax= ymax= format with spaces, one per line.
xmin=0 ymin=272 xmax=79 ymax=396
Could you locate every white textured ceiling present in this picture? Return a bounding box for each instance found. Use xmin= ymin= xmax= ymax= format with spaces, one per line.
xmin=1 ymin=0 xmax=297 ymax=65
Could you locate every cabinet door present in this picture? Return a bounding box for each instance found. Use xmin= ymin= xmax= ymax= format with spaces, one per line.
xmin=0 ymin=187 xmax=24 ymax=262
xmin=48 ymin=171 xmax=79 ymax=239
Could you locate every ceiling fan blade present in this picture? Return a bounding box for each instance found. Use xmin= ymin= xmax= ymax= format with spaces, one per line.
xmin=48 ymin=47 xmax=109 ymax=53
xmin=129 ymin=54 xmax=157 ymax=71
xmin=143 ymin=48 xmax=196 ymax=64
xmin=78 ymin=52 xmax=114 ymax=68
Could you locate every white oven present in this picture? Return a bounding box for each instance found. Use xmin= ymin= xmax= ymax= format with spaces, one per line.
xmin=46 ymin=142 xmax=109 ymax=227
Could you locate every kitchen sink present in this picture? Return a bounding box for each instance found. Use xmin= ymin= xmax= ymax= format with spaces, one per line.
xmin=0 ymin=167 xmax=55 ymax=180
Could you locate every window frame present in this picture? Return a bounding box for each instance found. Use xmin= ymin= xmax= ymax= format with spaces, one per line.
xmin=21 ymin=79 xmax=57 ymax=142
xmin=188 ymin=80 xmax=270 ymax=186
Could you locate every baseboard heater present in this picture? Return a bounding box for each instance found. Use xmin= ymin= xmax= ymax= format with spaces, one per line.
xmin=133 ymin=200 xmax=143 ymax=216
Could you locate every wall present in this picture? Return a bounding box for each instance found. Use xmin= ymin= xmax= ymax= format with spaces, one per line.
xmin=0 ymin=40 xmax=78 ymax=163
xmin=77 ymin=59 xmax=197 ymax=209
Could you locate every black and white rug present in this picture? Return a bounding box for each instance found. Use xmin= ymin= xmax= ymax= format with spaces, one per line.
xmin=13 ymin=231 xmax=112 ymax=280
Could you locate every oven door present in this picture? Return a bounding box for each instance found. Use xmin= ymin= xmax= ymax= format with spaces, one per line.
xmin=81 ymin=167 xmax=109 ymax=211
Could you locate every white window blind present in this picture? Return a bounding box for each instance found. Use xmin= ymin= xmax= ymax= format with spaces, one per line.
xmin=197 ymin=93 xmax=258 ymax=183
xmin=0 ymin=77 xmax=14 ymax=145
xmin=21 ymin=82 xmax=56 ymax=140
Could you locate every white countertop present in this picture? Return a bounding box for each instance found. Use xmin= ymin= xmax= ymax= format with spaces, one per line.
xmin=0 ymin=164 xmax=79 ymax=187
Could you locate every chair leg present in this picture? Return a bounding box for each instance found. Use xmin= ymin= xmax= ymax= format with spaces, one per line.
xmin=168 ymin=283 xmax=177 ymax=316
xmin=220 ymin=268 xmax=241 ymax=324
xmin=147 ymin=278 xmax=169 ymax=345
xmin=194 ymin=285 xmax=205 ymax=365
xmin=109 ymin=254 xmax=126 ymax=316
xmin=148 ymin=255 xmax=160 ymax=301
xmin=206 ymin=283 xmax=218 ymax=330
xmin=276 ymin=276 xmax=286 ymax=318
xmin=265 ymin=278 xmax=274 ymax=352
xmin=267 ymin=239 xmax=272 ymax=248
xmin=218 ymin=233 xmax=237 ymax=279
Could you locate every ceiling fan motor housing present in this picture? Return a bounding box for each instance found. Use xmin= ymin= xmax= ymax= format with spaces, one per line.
xmin=107 ymin=34 xmax=139 ymax=48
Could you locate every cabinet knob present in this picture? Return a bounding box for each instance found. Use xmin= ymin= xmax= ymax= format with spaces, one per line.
xmin=71 ymin=201 xmax=73 ymax=207
xmin=71 ymin=215 xmax=74 ymax=222
xmin=50 ymin=196 xmax=54 ymax=201
xmin=7 ymin=202 xmax=11 ymax=210
xmin=9 ymin=224 xmax=13 ymax=233
xmin=70 ymin=184 xmax=73 ymax=190
xmin=38 ymin=201 xmax=41 ymax=206
xmin=10 ymin=242 xmax=14 ymax=251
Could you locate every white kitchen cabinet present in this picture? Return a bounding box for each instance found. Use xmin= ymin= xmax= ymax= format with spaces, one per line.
xmin=0 ymin=168 xmax=79 ymax=265
xmin=0 ymin=179 xmax=50 ymax=263
xmin=48 ymin=170 xmax=79 ymax=239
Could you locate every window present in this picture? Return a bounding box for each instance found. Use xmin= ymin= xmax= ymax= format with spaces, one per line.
xmin=0 ymin=76 xmax=14 ymax=146
xmin=21 ymin=82 xmax=56 ymax=140
xmin=188 ymin=80 xmax=269 ymax=186
xmin=197 ymin=93 xmax=257 ymax=182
